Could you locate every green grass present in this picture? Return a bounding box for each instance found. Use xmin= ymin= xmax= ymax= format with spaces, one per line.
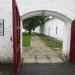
xmin=38 ymin=34 xmax=63 ymax=49
xmin=22 ymin=32 xmax=30 ymax=47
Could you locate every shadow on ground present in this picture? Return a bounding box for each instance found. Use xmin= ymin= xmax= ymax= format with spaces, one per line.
xmin=0 ymin=63 xmax=13 ymax=75
xmin=18 ymin=62 xmax=75 ymax=75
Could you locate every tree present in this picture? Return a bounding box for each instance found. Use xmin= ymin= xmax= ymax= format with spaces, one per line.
xmin=23 ymin=16 xmax=49 ymax=35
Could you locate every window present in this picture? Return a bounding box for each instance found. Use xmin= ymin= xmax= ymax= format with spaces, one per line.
xmin=56 ymin=26 xmax=58 ymax=34
xmin=0 ymin=19 xmax=4 ymax=36
xmin=48 ymin=27 xmax=50 ymax=35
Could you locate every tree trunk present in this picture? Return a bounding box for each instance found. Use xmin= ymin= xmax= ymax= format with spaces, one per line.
xmin=29 ymin=30 xmax=31 ymax=35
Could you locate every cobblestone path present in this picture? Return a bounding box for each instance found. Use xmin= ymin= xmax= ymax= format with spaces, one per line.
xmin=22 ymin=34 xmax=64 ymax=63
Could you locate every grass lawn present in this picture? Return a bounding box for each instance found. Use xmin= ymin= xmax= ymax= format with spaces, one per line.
xmin=38 ymin=34 xmax=63 ymax=49
xmin=22 ymin=32 xmax=30 ymax=47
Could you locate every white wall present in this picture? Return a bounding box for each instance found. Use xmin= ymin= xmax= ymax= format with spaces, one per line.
xmin=40 ymin=18 xmax=64 ymax=41
xmin=0 ymin=0 xmax=13 ymax=62
xmin=17 ymin=0 xmax=75 ymax=20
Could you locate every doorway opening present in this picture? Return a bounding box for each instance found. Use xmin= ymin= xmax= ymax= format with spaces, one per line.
xmin=21 ymin=10 xmax=72 ymax=63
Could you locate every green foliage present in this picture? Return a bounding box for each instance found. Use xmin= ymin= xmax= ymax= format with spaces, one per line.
xmin=38 ymin=34 xmax=62 ymax=49
xmin=22 ymin=32 xmax=30 ymax=47
xmin=23 ymin=16 xmax=49 ymax=34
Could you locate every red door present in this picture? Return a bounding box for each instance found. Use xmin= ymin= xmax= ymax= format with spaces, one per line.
xmin=12 ymin=0 xmax=21 ymax=75
xmin=70 ymin=20 xmax=75 ymax=63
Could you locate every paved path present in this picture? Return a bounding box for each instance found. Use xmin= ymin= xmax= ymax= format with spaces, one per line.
xmin=19 ymin=63 xmax=75 ymax=75
xmin=19 ymin=34 xmax=75 ymax=75
xmin=22 ymin=34 xmax=64 ymax=63
xmin=0 ymin=63 xmax=12 ymax=75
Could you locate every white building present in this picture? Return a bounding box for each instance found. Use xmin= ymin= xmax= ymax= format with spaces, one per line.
xmin=0 ymin=0 xmax=75 ymax=64
xmin=34 ymin=18 xmax=64 ymax=41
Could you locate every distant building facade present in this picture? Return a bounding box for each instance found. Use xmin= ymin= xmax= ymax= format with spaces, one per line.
xmin=34 ymin=18 xmax=64 ymax=41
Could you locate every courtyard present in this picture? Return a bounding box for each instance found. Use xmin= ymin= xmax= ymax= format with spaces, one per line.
xmin=22 ymin=34 xmax=64 ymax=63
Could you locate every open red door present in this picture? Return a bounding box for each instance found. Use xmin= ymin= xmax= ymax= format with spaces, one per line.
xmin=70 ymin=20 xmax=75 ymax=63
xmin=12 ymin=0 xmax=21 ymax=75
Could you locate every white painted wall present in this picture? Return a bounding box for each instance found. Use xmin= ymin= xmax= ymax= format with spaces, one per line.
xmin=39 ymin=18 xmax=64 ymax=41
xmin=0 ymin=0 xmax=13 ymax=62
xmin=16 ymin=0 xmax=75 ymax=20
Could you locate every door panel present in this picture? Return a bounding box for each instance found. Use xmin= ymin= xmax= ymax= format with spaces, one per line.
xmin=12 ymin=0 xmax=20 ymax=75
xmin=70 ymin=20 xmax=75 ymax=63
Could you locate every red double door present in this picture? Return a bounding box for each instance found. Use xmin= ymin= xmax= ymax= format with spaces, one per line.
xmin=12 ymin=0 xmax=20 ymax=75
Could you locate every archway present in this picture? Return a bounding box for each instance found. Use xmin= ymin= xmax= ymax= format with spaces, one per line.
xmin=12 ymin=0 xmax=75 ymax=74
xmin=20 ymin=10 xmax=72 ymax=60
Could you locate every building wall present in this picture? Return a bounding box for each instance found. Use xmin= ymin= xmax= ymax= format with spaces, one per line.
xmin=39 ymin=18 xmax=64 ymax=41
xmin=0 ymin=0 xmax=13 ymax=62
xmin=34 ymin=18 xmax=64 ymax=41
